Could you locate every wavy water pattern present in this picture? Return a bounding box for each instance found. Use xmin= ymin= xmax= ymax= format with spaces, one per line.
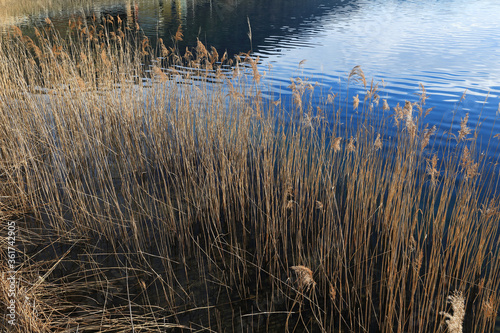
xmin=250 ymin=0 xmax=500 ymax=160
xmin=2 ymin=0 xmax=499 ymax=158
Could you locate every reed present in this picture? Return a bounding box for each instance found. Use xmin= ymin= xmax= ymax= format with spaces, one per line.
xmin=0 ymin=16 xmax=499 ymax=332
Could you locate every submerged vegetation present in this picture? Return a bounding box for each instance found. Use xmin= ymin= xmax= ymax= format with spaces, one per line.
xmin=1 ymin=16 xmax=499 ymax=332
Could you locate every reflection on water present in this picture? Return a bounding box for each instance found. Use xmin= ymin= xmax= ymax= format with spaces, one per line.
xmin=2 ymin=0 xmax=500 ymax=156
xmin=1 ymin=0 xmax=354 ymax=56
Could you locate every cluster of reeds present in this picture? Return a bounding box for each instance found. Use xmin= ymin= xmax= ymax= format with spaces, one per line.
xmin=1 ymin=16 xmax=499 ymax=332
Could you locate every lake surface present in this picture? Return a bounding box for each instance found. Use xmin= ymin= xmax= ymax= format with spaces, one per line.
xmin=3 ymin=0 xmax=500 ymax=161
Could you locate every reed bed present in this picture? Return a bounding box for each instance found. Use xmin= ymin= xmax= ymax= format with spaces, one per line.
xmin=1 ymin=16 xmax=499 ymax=332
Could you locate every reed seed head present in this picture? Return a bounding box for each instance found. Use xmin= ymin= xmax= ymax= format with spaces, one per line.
xmin=327 ymin=93 xmax=336 ymax=104
xmin=374 ymin=133 xmax=382 ymax=151
xmin=353 ymin=94 xmax=359 ymax=110
xmin=460 ymin=146 xmax=479 ymax=179
xmin=404 ymin=101 xmax=416 ymax=137
xmin=348 ymin=65 xmax=366 ymax=87
xmin=414 ymin=250 xmax=423 ymax=274
xmin=11 ymin=25 xmax=23 ymax=37
xmin=482 ymin=295 xmax=497 ymax=320
xmin=196 ymin=39 xmax=208 ymax=59
xmin=290 ymin=266 xmax=316 ymax=291
xmin=329 ymin=283 xmax=336 ymax=302
xmin=421 ymin=125 xmax=437 ymax=151
xmin=426 ymin=154 xmax=439 ymax=187
xmin=347 ymin=137 xmax=356 ymax=153
xmin=332 ymin=137 xmax=342 ymax=152
xmin=419 ymin=83 xmax=428 ymax=104
xmin=458 ymin=113 xmax=471 ymax=142
xmin=440 ymin=290 xmax=465 ymax=333
xmin=383 ymin=99 xmax=390 ymax=111
xmin=174 ymin=24 xmax=183 ymax=41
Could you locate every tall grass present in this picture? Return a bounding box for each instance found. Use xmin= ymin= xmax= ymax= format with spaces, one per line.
xmin=1 ymin=16 xmax=499 ymax=332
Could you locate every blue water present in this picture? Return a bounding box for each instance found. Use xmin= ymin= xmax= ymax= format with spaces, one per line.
xmin=4 ymin=0 xmax=499 ymax=161
xmin=251 ymin=0 xmax=500 ymax=168
xmin=255 ymin=0 xmax=500 ymax=143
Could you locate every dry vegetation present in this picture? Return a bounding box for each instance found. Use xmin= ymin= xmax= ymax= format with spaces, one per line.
xmin=0 ymin=16 xmax=499 ymax=332
xmin=0 ymin=0 xmax=127 ymax=20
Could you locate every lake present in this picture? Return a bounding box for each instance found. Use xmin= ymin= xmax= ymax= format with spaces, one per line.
xmin=3 ymin=0 xmax=500 ymax=153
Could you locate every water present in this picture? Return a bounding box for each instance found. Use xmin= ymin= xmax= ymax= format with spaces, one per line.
xmin=2 ymin=0 xmax=500 ymax=159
